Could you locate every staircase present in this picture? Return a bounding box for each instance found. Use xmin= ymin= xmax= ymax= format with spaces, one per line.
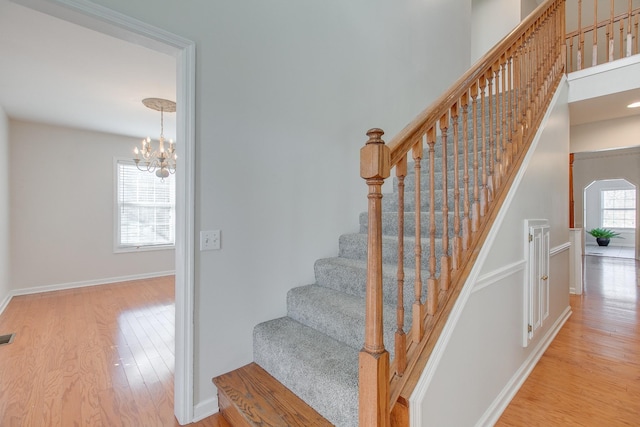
xmin=214 ymin=129 xmax=480 ymax=426
xmin=213 ymin=0 xmax=567 ymax=425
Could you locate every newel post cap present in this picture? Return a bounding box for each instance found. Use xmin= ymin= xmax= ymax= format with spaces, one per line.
xmin=360 ymin=128 xmax=390 ymax=180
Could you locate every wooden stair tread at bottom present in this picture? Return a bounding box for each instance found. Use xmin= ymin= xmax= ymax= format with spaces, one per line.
xmin=212 ymin=362 xmax=333 ymax=427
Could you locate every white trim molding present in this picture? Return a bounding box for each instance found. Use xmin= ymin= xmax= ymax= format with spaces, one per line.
xmin=472 ymin=242 xmax=570 ymax=295
xmin=193 ymin=396 xmax=219 ymax=422
xmin=473 ymin=260 xmax=525 ymax=294
xmin=551 ymin=241 xmax=570 ymax=256
xmin=569 ymin=229 xmax=583 ymax=295
xmin=174 ymin=38 xmax=197 ymax=427
xmin=13 ymin=271 xmax=175 ymax=297
xmin=0 ymin=292 xmax=13 ymax=317
xmin=0 ymin=270 xmax=175 ymax=315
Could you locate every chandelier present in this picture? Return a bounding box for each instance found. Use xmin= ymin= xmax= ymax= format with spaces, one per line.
xmin=134 ymin=98 xmax=176 ymax=179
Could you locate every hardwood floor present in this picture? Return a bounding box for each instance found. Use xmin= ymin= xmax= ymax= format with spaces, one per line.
xmin=497 ymin=255 xmax=640 ymax=426
xmin=4 ymin=255 xmax=637 ymax=426
xmin=0 ymin=276 xmax=228 ymax=427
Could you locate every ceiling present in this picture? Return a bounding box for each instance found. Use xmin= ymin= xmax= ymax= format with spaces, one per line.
xmin=0 ymin=1 xmax=638 ymax=141
xmin=0 ymin=0 xmax=176 ymax=140
xmin=569 ymin=87 xmax=640 ymax=126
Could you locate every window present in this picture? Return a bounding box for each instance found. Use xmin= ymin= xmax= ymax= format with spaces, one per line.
xmin=116 ymin=160 xmax=175 ymax=251
xmin=601 ymin=189 xmax=636 ymax=229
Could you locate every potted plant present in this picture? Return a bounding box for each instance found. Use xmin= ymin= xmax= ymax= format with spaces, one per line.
xmin=586 ymin=228 xmax=622 ymax=247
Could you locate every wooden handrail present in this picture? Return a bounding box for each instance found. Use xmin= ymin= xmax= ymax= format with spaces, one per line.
xmin=387 ymin=1 xmax=563 ymax=167
xmin=359 ymin=1 xmax=566 ymax=425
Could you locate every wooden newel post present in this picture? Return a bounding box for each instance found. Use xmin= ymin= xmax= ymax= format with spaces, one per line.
xmin=359 ymin=128 xmax=391 ymax=427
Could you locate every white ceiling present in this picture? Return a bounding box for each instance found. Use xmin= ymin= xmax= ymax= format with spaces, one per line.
xmin=0 ymin=0 xmax=176 ymax=140
xmin=569 ymin=87 xmax=640 ymax=126
xmin=0 ymin=1 xmax=638 ymax=142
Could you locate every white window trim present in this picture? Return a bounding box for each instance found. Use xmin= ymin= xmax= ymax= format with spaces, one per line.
xmin=113 ymin=157 xmax=176 ymax=253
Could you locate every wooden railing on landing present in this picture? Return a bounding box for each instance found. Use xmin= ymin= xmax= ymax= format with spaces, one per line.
xmin=566 ymin=0 xmax=640 ymax=73
xmin=358 ymin=1 xmax=566 ymax=425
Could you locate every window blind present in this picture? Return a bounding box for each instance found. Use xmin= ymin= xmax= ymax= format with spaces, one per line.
xmin=117 ymin=160 xmax=175 ymax=249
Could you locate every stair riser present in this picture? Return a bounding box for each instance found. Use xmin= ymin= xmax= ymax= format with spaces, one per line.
xmin=339 ymin=233 xmax=444 ymax=270
xmin=253 ymin=319 xmax=359 ymax=427
xmin=397 ymin=167 xmax=489 ymax=193
xmin=360 ymin=211 xmax=459 ymax=238
xmin=382 ymin=189 xmax=454 ymax=212
xmin=382 ymin=188 xmax=483 ymax=213
xmin=401 ymin=154 xmax=489 ymax=175
xmin=423 ymin=137 xmax=490 ymax=155
xmin=314 ymin=258 xmax=430 ymax=308
xmin=286 ymin=285 xmax=406 ymax=356
xmin=402 ymin=130 xmax=510 ymax=155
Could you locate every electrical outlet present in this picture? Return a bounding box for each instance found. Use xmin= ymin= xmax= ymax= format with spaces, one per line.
xmin=200 ymin=230 xmax=221 ymax=251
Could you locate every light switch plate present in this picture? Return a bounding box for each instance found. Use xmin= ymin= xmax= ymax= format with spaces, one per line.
xmin=200 ymin=230 xmax=221 ymax=250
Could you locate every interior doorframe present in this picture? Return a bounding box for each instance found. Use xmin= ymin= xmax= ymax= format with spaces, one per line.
xmin=12 ymin=0 xmax=197 ymax=423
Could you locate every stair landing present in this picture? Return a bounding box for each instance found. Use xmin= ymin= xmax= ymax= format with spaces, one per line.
xmin=212 ymin=363 xmax=333 ymax=426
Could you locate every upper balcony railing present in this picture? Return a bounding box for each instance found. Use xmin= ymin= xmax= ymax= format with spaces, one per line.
xmin=566 ymin=0 xmax=640 ymax=72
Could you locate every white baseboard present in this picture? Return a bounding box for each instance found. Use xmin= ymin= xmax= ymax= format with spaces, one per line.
xmin=193 ymin=396 xmax=219 ymax=422
xmin=13 ymin=270 xmax=175 ymax=297
xmin=0 ymin=270 xmax=175 ymax=316
xmin=0 ymin=292 xmax=12 ymax=317
xmin=475 ymin=305 xmax=572 ymax=427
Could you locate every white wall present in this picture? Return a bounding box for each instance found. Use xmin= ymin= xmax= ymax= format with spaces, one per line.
xmin=520 ymin=0 xmax=539 ymax=19
xmin=571 ymin=115 xmax=640 ymax=152
xmin=469 ymin=0 xmax=540 ymax=63
xmin=9 ymin=120 xmax=175 ymax=290
xmin=83 ymin=0 xmax=474 ymax=410
xmin=573 ymin=147 xmax=640 ymax=258
xmin=0 ymin=107 xmax=9 ymax=307
xmin=471 ymin=0 xmax=521 ymax=63
xmin=413 ymin=80 xmax=571 ymax=426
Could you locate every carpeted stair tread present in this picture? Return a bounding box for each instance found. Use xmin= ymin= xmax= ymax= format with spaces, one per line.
xmin=254 ymin=317 xmax=359 ymax=427
xmin=359 ymin=211 xmax=458 ymax=238
xmin=397 ymin=166 xmax=481 ymax=192
xmin=338 ymin=232 xmax=443 ymax=269
xmin=287 ymin=284 xmax=406 ymax=356
xmin=382 ymin=188 xmax=459 ymax=212
xmin=314 ymin=257 xmax=428 ymax=307
xmin=212 ymin=362 xmax=332 ymax=427
xmin=400 ymin=153 xmax=481 ymax=174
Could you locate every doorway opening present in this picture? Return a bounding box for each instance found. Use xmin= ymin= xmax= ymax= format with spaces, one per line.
xmin=8 ymin=0 xmax=196 ymax=423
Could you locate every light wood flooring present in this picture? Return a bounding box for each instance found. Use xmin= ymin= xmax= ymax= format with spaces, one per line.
xmin=497 ymin=255 xmax=640 ymax=426
xmin=2 ymin=255 xmax=638 ymax=426
xmin=0 ymin=276 xmax=228 ymax=427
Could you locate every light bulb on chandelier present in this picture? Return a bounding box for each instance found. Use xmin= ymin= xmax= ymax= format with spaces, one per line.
xmin=134 ymin=98 xmax=176 ymax=179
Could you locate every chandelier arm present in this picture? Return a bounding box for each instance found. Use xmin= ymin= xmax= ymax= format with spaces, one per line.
xmin=134 ymin=98 xmax=177 ymax=179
